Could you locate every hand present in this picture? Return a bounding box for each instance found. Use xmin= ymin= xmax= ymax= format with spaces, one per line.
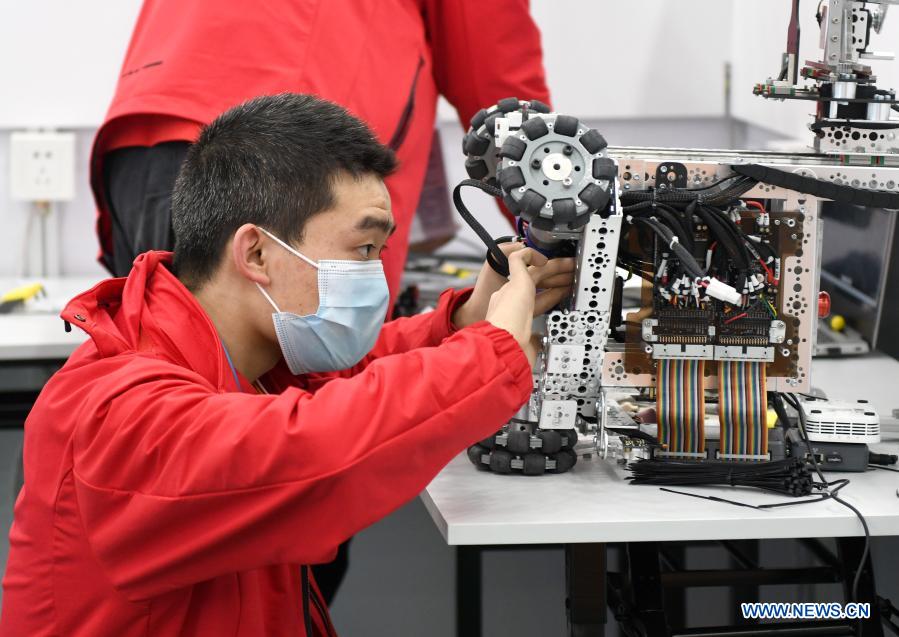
xmin=483 ymin=249 xmax=550 ymax=366
xmin=452 ymin=242 xmax=575 ymax=329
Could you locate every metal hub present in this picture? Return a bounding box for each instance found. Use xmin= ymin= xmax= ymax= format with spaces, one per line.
xmin=542 ymin=153 xmax=573 ymax=181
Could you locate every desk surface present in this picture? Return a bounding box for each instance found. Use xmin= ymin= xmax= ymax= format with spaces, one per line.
xmin=0 ymin=277 xmax=99 ymax=361
xmin=422 ymin=355 xmax=899 ymax=546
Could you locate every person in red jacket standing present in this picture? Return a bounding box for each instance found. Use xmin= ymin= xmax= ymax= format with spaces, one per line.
xmin=2 ymin=94 xmax=573 ymax=637
xmin=91 ymin=0 xmax=551 ymax=288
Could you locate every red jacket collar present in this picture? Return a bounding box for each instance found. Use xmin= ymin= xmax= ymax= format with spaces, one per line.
xmin=62 ymin=251 xmax=229 ymax=390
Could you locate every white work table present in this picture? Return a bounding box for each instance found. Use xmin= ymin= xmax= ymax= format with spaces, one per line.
xmin=0 ymin=277 xmax=98 ymax=361
xmin=422 ymin=355 xmax=899 ymax=546
xmin=422 ymin=436 xmax=899 ymax=546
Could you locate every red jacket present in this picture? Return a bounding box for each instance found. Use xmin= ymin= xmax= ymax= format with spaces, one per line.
xmin=89 ymin=0 xmax=550 ymax=292
xmin=0 ymin=251 xmax=532 ymax=636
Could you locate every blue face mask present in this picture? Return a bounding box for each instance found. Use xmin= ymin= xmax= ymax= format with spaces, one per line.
xmin=256 ymin=228 xmax=390 ymax=375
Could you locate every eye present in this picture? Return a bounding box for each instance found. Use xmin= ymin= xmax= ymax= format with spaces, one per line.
xmin=357 ymin=244 xmax=376 ymax=259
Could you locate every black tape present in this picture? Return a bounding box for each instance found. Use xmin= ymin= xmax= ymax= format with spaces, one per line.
xmin=731 ymin=163 xmax=899 ymax=210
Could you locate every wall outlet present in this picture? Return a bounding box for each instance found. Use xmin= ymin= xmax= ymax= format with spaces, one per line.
xmin=9 ymin=131 xmax=76 ymax=201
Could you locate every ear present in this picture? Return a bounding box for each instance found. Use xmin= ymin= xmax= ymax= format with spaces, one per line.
xmin=231 ymin=224 xmax=272 ymax=286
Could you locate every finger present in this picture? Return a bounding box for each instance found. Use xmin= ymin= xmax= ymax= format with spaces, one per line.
xmin=499 ymin=241 xmax=527 ymax=256
xmin=509 ymin=247 xmax=547 ymax=269
xmin=527 ymin=257 xmax=576 ymax=282
xmin=533 ymin=286 xmax=571 ymax=315
xmin=537 ymin=272 xmax=577 ymax=289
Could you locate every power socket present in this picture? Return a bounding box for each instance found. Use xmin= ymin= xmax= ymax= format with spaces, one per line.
xmin=9 ymin=131 xmax=76 ymax=201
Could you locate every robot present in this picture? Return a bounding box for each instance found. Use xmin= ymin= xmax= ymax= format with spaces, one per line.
xmin=462 ymin=1 xmax=899 ymax=475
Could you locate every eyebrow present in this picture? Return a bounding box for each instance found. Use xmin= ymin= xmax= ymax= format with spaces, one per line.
xmin=356 ymin=213 xmax=396 ymax=236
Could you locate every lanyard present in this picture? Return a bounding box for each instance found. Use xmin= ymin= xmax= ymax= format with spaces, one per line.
xmin=221 ymin=340 xmax=243 ymax=392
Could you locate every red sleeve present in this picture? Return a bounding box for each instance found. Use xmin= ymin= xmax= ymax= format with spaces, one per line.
xmin=72 ymin=321 xmax=530 ymax=601
xmin=268 ymin=287 xmax=473 ymax=393
xmin=423 ymin=0 xmax=551 ymax=128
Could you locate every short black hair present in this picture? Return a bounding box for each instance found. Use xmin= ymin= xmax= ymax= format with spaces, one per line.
xmin=171 ymin=93 xmax=397 ymax=287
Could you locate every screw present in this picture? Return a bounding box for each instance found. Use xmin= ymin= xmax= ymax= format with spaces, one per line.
xmin=563 ymin=145 xmax=573 ymax=156
xmin=531 ymin=158 xmax=541 ymax=169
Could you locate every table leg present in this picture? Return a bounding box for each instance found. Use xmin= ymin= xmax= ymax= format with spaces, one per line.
xmin=456 ymin=545 xmax=482 ymax=637
xmin=836 ymin=537 xmax=883 ymax=637
xmin=566 ymin=543 xmax=607 ymax=637
xmin=628 ymin=542 xmax=671 ymax=637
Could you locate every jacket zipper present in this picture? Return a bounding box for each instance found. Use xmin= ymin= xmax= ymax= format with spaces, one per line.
xmin=310 ymin=583 xmax=337 ymax=637
xmin=301 ymin=566 xmax=313 ymax=636
xmin=388 ymin=55 xmax=425 ymax=151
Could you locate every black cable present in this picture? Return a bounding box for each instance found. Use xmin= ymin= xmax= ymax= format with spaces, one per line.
xmin=452 ymin=179 xmax=511 ymax=277
xmin=782 ymin=393 xmax=871 ymax=609
xmin=831 ymin=492 xmax=871 ymax=605
xmin=629 ymin=216 xmax=705 ymax=278
xmin=695 ymin=204 xmax=750 ymax=270
xmin=624 ymin=201 xmax=695 ymax=252
xmin=868 ymin=464 xmax=899 ymax=473
xmin=627 ymin=457 xmax=818 ymax=496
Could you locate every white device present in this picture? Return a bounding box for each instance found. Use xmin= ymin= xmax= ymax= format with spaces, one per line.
xmin=800 ymin=397 xmax=881 ymax=444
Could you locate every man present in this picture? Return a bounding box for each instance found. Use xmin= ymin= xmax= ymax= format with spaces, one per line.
xmin=91 ymin=0 xmax=551 ymax=293
xmin=93 ymin=0 xmax=551 ymax=602
xmin=1 ymin=94 xmax=573 ymax=636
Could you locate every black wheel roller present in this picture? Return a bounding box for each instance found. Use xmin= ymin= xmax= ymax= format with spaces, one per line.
xmin=522 ymin=453 xmax=547 ymax=476
xmin=506 ymin=429 xmax=532 ymax=455
xmin=497 ymin=97 xmax=521 ymax=113
xmin=579 ymin=183 xmax=610 ymax=211
xmin=480 ymin=432 xmax=500 ymax=449
xmin=470 ymin=108 xmax=489 ymax=130
xmin=568 ymin=213 xmax=591 ymax=230
xmin=465 ymin=158 xmax=490 ymax=181
xmin=463 ymin=131 xmax=491 ymax=156
xmin=521 ymin=117 xmax=549 ymax=140
xmin=520 ymin=189 xmax=547 ymax=217
xmin=551 ymin=448 xmax=578 ymax=473
xmin=502 ymin=193 xmax=522 ymax=216
xmin=499 ymin=166 xmax=526 ymax=191
xmin=553 ymin=115 xmax=579 ymax=137
xmin=489 ymin=449 xmax=514 ymax=474
xmin=592 ymin=157 xmax=618 ymax=180
xmin=561 ymin=429 xmax=578 ymax=449
xmin=528 ymin=99 xmax=551 ymax=113
xmin=467 ymin=444 xmax=489 ymax=469
xmin=499 ymin=137 xmax=527 ymax=161
xmin=537 ymin=430 xmax=562 ymax=455
xmin=551 ymin=198 xmax=577 ymax=225
xmin=580 ymin=129 xmax=608 ymax=154
xmin=528 ymin=215 xmax=556 ymax=231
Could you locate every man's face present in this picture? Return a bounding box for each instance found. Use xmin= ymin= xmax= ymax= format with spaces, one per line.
xmin=264 ymin=172 xmax=394 ymax=316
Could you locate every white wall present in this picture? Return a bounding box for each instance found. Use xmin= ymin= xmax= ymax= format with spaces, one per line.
xmin=0 ymin=1 xmax=141 ymax=128
xmin=438 ymin=0 xmax=734 ymax=123
xmin=4 ymin=0 xmax=897 ymax=275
